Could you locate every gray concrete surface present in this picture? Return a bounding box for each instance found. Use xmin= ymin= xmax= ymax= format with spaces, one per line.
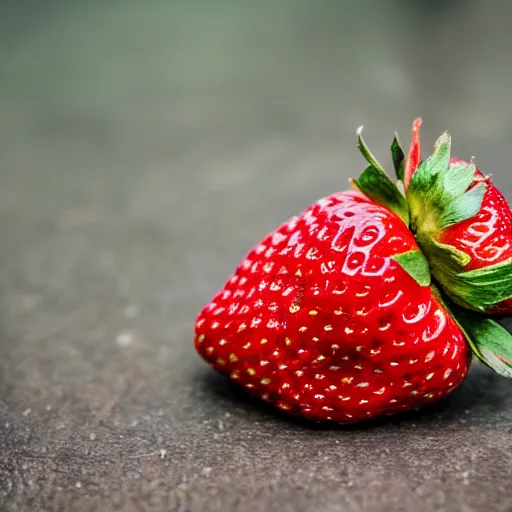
xmin=1 ymin=1 xmax=512 ymax=511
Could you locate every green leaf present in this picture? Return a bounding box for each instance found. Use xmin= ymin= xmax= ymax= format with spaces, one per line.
xmin=408 ymin=160 xmax=442 ymax=202
xmin=431 ymin=240 xmax=471 ymax=268
xmin=454 ymin=258 xmax=512 ymax=310
xmin=391 ymin=134 xmax=405 ymax=181
xmin=351 ymin=165 xmax=409 ymax=225
xmin=408 ymin=132 xmax=451 ymax=203
xmin=409 ymin=133 xmax=450 ymax=188
xmin=439 ymin=161 xmax=476 ymax=203
xmin=438 ymin=182 xmax=487 ymax=228
xmin=354 ymin=126 xmax=409 ymax=223
xmin=391 ymin=250 xmax=431 ymax=286
xmin=449 ymin=306 xmax=512 ymax=378
xmin=429 ymin=132 xmax=451 ymax=174
xmin=356 ymin=126 xmax=387 ymax=174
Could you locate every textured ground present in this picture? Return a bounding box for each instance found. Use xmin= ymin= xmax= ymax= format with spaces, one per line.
xmin=1 ymin=1 xmax=512 ymax=511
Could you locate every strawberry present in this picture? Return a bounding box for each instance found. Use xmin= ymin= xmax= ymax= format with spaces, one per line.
xmin=194 ymin=120 xmax=512 ymax=423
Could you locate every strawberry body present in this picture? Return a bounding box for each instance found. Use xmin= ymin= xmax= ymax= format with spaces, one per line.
xmin=195 ymin=191 xmax=470 ymax=423
xmin=437 ymin=158 xmax=512 ymax=313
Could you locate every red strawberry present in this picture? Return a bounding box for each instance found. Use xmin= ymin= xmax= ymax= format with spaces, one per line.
xmin=194 ymin=120 xmax=512 ymax=423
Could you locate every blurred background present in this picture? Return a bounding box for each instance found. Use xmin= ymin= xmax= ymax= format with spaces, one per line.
xmin=0 ymin=1 xmax=511 ymax=511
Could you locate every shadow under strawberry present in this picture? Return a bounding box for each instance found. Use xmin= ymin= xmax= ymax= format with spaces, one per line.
xmin=195 ymin=363 xmax=507 ymax=431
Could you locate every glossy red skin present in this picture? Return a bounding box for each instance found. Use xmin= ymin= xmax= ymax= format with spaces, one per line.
xmin=439 ymin=158 xmax=512 ymax=313
xmin=195 ymin=191 xmax=470 ymax=423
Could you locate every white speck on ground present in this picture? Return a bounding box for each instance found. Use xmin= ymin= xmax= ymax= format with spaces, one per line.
xmin=116 ymin=330 xmax=134 ymax=347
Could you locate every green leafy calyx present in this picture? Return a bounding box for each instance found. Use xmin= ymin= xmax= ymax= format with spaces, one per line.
xmin=352 ymin=121 xmax=512 ymax=313
xmin=407 ymin=132 xmax=485 ymax=235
